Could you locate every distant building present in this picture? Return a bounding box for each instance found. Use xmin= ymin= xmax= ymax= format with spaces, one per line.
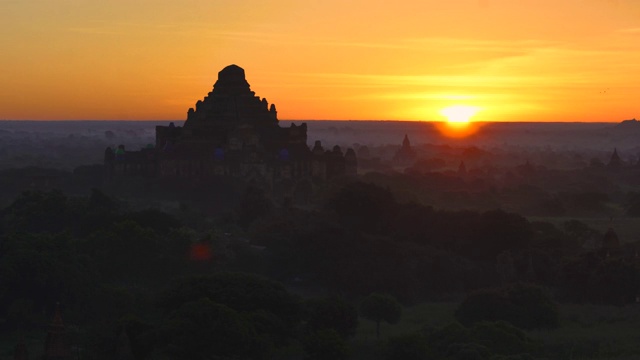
xmin=393 ymin=134 xmax=417 ymax=164
xmin=607 ymin=148 xmax=622 ymax=170
xmin=105 ymin=65 xmax=356 ymax=195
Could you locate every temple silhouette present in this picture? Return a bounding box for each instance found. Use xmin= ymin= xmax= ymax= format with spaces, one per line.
xmin=105 ymin=65 xmax=356 ymax=196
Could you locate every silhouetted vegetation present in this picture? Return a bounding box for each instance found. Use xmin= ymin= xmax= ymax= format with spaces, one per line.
xmin=359 ymin=293 xmax=402 ymax=339
xmin=455 ymin=283 xmax=559 ymax=330
xmin=386 ymin=321 xmax=536 ymax=360
xmin=305 ymin=297 xmax=358 ymax=339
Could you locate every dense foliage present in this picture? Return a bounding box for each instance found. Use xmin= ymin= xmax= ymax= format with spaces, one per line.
xmin=455 ymin=283 xmax=559 ymax=330
xmin=0 ymin=177 xmax=638 ymax=358
xmin=359 ymin=293 xmax=402 ymax=338
xmin=386 ymin=321 xmax=536 ymax=360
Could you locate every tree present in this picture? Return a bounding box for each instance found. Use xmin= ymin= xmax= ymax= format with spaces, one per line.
xmin=302 ymin=329 xmax=350 ymax=360
xmin=160 ymin=272 xmax=300 ymax=320
xmin=455 ymin=283 xmax=558 ymax=330
xmin=305 ymin=297 xmax=358 ymax=339
xmin=0 ymin=232 xmax=92 ymax=329
xmin=591 ymin=258 xmax=640 ymax=305
xmin=124 ymin=209 xmax=181 ymax=233
xmin=625 ymin=192 xmax=640 ymax=216
xmin=238 ymin=186 xmax=273 ymax=228
xmin=423 ymin=321 xmax=535 ymax=360
xmin=469 ymin=321 xmax=532 ymax=356
xmin=359 ymin=293 xmax=402 ymax=339
xmin=152 ymin=298 xmax=266 ymax=360
xmin=82 ymin=220 xmax=160 ymax=280
xmin=159 ymin=272 xmax=301 ymax=343
xmin=327 ymin=181 xmax=396 ymax=234
xmin=2 ymin=190 xmax=71 ymax=234
xmin=470 ymin=210 xmax=532 ymax=261
xmin=386 ymin=333 xmax=431 ymax=360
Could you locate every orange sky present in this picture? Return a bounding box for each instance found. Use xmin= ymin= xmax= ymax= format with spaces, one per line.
xmin=1 ymin=0 xmax=639 ymax=122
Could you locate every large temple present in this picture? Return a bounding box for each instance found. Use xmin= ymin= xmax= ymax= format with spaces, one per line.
xmin=105 ymin=65 xmax=356 ymax=194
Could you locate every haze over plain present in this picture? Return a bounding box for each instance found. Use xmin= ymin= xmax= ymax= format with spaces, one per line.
xmin=1 ymin=0 xmax=639 ymax=122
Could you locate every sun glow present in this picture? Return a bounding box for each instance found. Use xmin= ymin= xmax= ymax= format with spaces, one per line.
xmin=437 ymin=105 xmax=481 ymax=138
xmin=440 ymin=105 xmax=480 ymax=125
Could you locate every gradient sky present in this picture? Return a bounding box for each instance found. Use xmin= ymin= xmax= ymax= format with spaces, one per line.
xmin=1 ymin=0 xmax=639 ymax=122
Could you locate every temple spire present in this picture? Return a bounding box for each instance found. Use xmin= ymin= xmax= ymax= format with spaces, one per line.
xmin=43 ymin=304 xmax=70 ymax=360
xmin=402 ymin=134 xmax=411 ymax=148
xmin=608 ymin=148 xmax=622 ymax=170
xmin=394 ymin=134 xmax=417 ymax=164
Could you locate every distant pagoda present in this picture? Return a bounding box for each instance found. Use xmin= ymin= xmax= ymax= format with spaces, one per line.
xmin=393 ymin=134 xmax=417 ymax=164
xmin=607 ymin=148 xmax=622 ymax=170
xmin=43 ymin=305 xmax=70 ymax=360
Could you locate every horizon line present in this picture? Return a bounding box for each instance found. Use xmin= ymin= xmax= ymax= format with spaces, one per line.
xmin=0 ymin=119 xmax=632 ymax=123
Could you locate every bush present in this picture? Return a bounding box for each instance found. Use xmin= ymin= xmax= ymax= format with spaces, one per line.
xmin=386 ymin=333 xmax=431 ymax=360
xmin=303 ymin=329 xmax=350 ymax=360
xmin=160 ymin=272 xmax=301 ymax=326
xmin=490 ymin=355 xmax=535 ymax=360
xmin=159 ymin=272 xmax=301 ymax=346
xmin=327 ymin=181 xmax=396 ymax=233
xmin=359 ymin=293 xmax=402 ymax=338
xmin=446 ymin=342 xmax=490 ymax=360
xmin=470 ymin=321 xmax=532 ymax=356
xmin=455 ymin=283 xmax=558 ymax=330
xmin=424 ymin=321 xmax=536 ymax=360
xmin=305 ymin=297 xmax=358 ymax=339
xmin=152 ymin=298 xmax=266 ymax=359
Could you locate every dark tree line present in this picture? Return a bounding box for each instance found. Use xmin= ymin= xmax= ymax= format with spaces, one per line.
xmin=2 ymin=181 xmax=640 ymax=358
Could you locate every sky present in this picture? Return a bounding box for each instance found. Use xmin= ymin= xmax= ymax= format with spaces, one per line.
xmin=1 ymin=0 xmax=639 ymax=122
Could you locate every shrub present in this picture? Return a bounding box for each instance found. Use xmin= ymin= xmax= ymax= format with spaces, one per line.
xmin=455 ymin=283 xmax=558 ymax=330
xmin=359 ymin=293 xmax=402 ymax=339
xmin=470 ymin=321 xmax=532 ymax=356
xmin=305 ymin=297 xmax=358 ymax=339
xmin=386 ymin=333 xmax=431 ymax=360
xmin=303 ymin=329 xmax=350 ymax=360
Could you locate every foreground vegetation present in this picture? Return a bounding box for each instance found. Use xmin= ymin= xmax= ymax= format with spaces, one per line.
xmin=1 ymin=178 xmax=640 ymax=359
xmin=351 ymin=302 xmax=640 ymax=360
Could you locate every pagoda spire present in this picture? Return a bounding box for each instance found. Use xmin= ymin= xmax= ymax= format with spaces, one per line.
xmin=43 ymin=304 xmax=70 ymax=360
xmin=607 ymin=148 xmax=622 ymax=170
xmin=402 ymin=134 xmax=411 ymax=148
xmin=394 ymin=134 xmax=417 ymax=163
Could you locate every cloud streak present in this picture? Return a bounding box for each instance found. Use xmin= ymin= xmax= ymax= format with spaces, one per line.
xmin=293 ymin=72 xmax=592 ymax=88
xmin=618 ymin=27 xmax=640 ymax=33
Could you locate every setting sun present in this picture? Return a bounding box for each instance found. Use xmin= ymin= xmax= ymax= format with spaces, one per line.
xmin=440 ymin=105 xmax=480 ymax=125
xmin=437 ymin=105 xmax=482 ymax=138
